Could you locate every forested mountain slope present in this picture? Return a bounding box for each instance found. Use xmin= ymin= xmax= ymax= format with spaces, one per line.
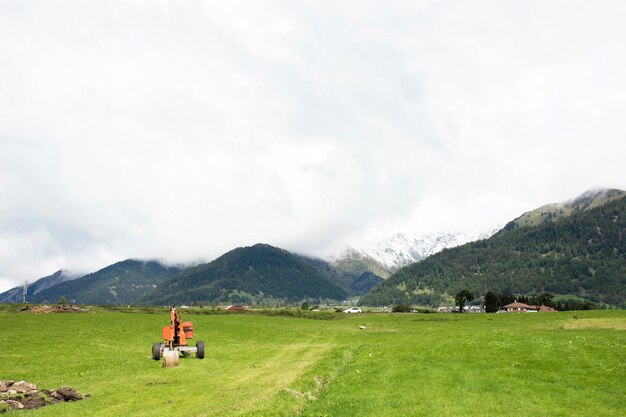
xmin=31 ymin=260 xmax=181 ymax=305
xmin=143 ymin=244 xmax=348 ymax=305
xmin=360 ymin=194 xmax=626 ymax=307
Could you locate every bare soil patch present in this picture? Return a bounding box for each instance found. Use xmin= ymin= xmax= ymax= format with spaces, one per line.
xmin=22 ymin=305 xmax=89 ymax=314
xmin=563 ymin=318 xmax=626 ymax=331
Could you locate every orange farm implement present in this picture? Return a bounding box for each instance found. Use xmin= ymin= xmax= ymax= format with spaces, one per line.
xmin=152 ymin=307 xmax=204 ymax=367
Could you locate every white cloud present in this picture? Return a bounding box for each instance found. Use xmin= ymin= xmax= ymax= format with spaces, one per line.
xmin=1 ymin=0 xmax=625 ymax=291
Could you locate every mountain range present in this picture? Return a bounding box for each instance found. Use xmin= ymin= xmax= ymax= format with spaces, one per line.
xmin=5 ymin=246 xmax=380 ymax=306
xmin=2 ymin=188 xmax=625 ymax=308
xmin=28 ymin=260 xmax=182 ymax=305
xmin=332 ymin=231 xmax=494 ymax=275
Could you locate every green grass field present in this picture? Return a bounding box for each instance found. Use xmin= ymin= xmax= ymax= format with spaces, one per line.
xmin=0 ymin=308 xmax=624 ymax=416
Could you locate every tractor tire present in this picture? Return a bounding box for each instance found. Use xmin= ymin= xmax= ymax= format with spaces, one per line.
xmin=196 ymin=341 xmax=205 ymax=359
xmin=152 ymin=342 xmax=161 ymax=360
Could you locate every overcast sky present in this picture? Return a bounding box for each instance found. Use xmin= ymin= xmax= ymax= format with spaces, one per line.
xmin=1 ymin=1 xmax=625 ymax=291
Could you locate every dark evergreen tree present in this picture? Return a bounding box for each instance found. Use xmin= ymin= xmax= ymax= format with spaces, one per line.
xmin=483 ymin=290 xmax=499 ymax=313
xmin=531 ymin=292 xmax=554 ymax=307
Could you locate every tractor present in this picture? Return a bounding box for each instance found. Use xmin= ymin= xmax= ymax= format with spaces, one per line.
xmin=152 ymin=306 xmax=204 ymax=367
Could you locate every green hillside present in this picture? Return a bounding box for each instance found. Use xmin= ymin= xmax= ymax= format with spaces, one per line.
xmin=360 ymin=194 xmax=626 ymax=307
xmin=297 ymin=255 xmax=383 ymax=296
xmin=142 ymin=244 xmax=349 ymax=305
xmin=31 ymin=260 xmax=181 ymax=305
xmin=503 ymin=188 xmax=625 ymax=230
xmin=330 ymin=249 xmax=393 ymax=279
xmin=350 ymin=271 xmax=385 ymax=294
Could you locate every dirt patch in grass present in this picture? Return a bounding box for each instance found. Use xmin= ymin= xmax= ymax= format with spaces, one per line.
xmin=562 ymin=318 xmax=626 ymax=331
xmin=0 ymin=380 xmax=87 ymax=412
xmin=24 ymin=305 xmax=90 ymax=314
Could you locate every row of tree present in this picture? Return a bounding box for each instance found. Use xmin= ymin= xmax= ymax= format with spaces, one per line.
xmin=459 ymin=290 xmax=598 ymax=312
xmin=481 ymin=290 xmax=554 ymax=312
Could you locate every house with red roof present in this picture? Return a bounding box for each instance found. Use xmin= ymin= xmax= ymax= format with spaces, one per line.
xmin=501 ymin=301 xmax=556 ymax=313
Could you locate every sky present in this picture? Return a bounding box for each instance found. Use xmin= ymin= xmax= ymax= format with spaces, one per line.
xmin=1 ymin=1 xmax=626 ymax=292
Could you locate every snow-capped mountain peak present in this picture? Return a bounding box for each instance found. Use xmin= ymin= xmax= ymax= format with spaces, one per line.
xmin=339 ymin=230 xmax=494 ymax=272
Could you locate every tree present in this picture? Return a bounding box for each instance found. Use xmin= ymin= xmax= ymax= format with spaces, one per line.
xmin=483 ymin=290 xmax=499 ymax=313
xmin=455 ymin=289 xmax=474 ymax=313
xmin=392 ymin=304 xmax=412 ymax=313
xmin=535 ymin=292 xmax=554 ymax=307
xmin=57 ymin=295 xmax=68 ymax=305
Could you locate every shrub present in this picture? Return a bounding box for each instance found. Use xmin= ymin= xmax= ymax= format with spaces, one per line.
xmin=392 ymin=305 xmax=412 ymax=313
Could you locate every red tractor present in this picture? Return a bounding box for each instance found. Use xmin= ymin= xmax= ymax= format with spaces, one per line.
xmin=152 ymin=307 xmax=204 ymax=367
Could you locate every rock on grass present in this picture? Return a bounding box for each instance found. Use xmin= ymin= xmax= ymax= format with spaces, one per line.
xmin=0 ymin=381 xmax=86 ymax=412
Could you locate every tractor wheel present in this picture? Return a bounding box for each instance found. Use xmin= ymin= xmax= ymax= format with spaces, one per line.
xmin=196 ymin=341 xmax=205 ymax=359
xmin=152 ymin=342 xmax=161 ymax=360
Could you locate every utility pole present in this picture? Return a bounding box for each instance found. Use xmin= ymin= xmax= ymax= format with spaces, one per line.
xmin=22 ymin=280 xmax=28 ymax=304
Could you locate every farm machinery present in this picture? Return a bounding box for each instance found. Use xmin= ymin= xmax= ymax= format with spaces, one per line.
xmin=152 ymin=307 xmax=204 ymax=367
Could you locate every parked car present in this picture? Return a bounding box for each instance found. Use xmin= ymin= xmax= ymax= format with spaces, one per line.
xmin=343 ymin=307 xmax=362 ymax=314
xmin=225 ymin=304 xmax=246 ymax=311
